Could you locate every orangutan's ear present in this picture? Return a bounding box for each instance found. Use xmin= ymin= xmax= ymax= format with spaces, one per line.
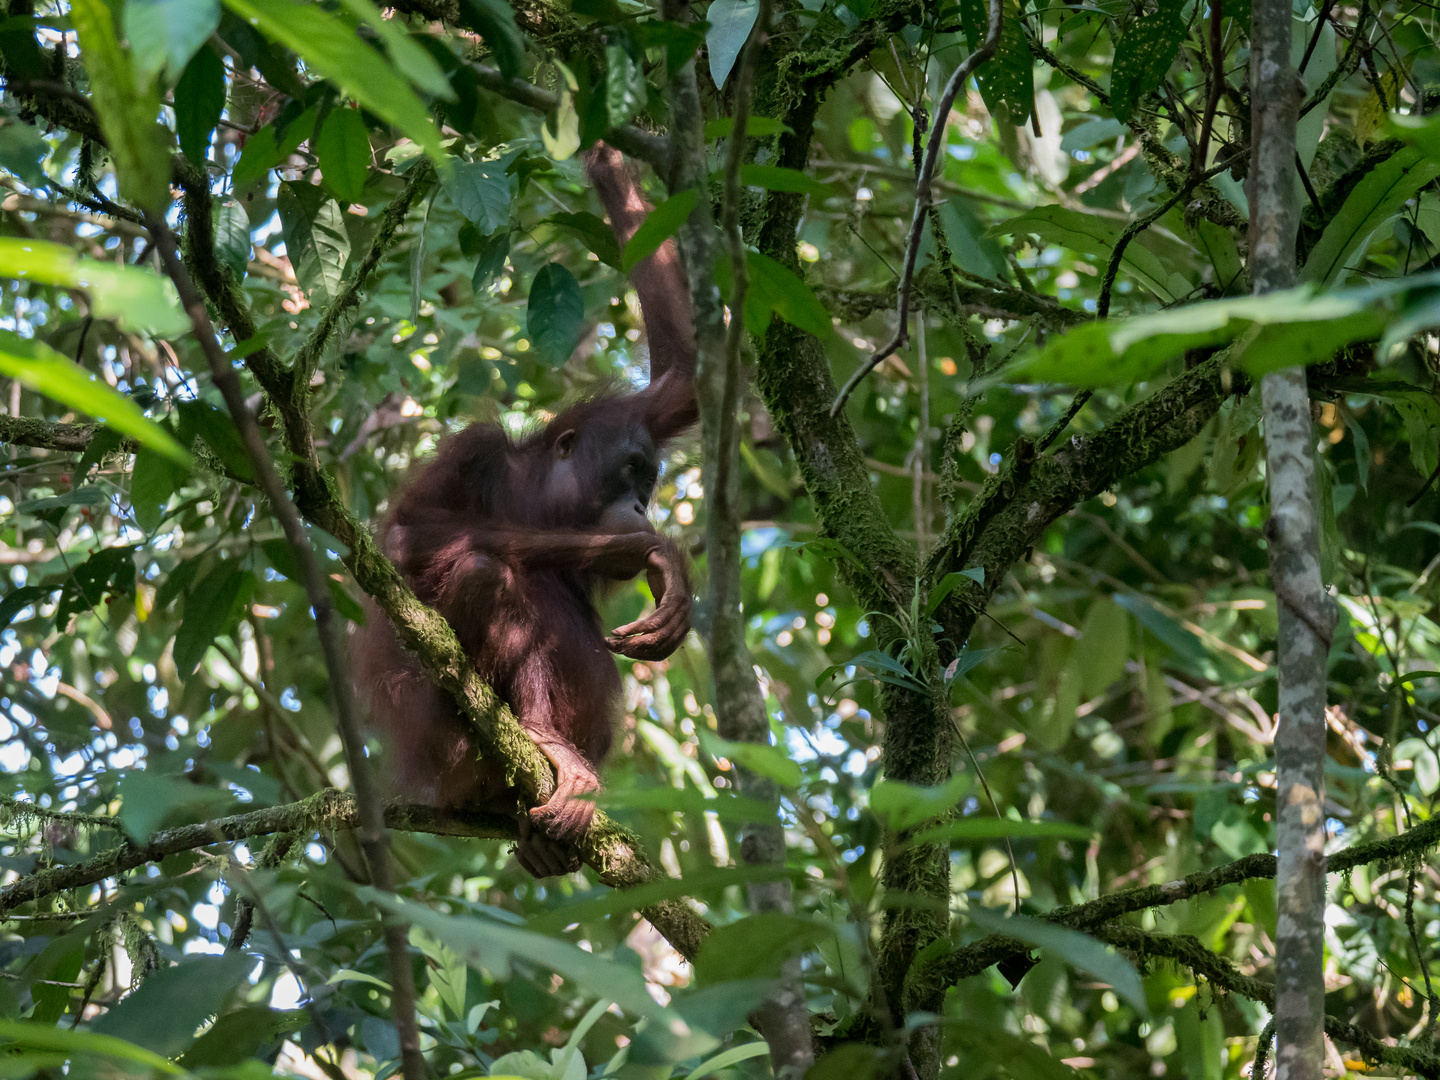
xmin=555 ymin=429 xmax=578 ymax=460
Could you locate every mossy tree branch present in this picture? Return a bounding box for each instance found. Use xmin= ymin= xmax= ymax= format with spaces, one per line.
xmin=0 ymin=790 xmax=516 ymax=916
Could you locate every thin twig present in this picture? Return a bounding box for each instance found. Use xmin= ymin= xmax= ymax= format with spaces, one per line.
xmin=1193 ymin=0 xmax=1225 ymax=181
xmin=829 ymin=0 xmax=1005 ymax=417
xmin=144 ymin=216 xmax=428 ymax=1080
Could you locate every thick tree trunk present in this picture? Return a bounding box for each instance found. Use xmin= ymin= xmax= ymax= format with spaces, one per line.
xmin=1249 ymin=1 xmax=1329 ymax=1076
xmin=661 ymin=3 xmax=814 ymax=1074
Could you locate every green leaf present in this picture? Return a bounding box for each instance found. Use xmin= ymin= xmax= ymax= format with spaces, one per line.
xmin=123 ymin=0 xmax=220 ymax=86
xmin=71 ymin=0 xmax=171 ymax=211
xmin=0 ymin=117 xmax=50 ymax=186
xmin=456 ymin=0 xmax=525 ymax=79
xmin=0 ymin=1020 xmax=184 ymax=1074
xmin=179 ymin=1006 xmax=307 ymax=1068
xmin=1302 ymin=147 xmax=1440 ymax=285
xmin=316 ymin=106 xmax=371 ymax=205
xmin=548 ymin=211 xmax=621 ymax=268
xmin=869 ymin=774 xmax=969 ymax=831
xmin=700 ymin=732 xmax=803 ymax=788
xmin=115 ymin=770 xmax=238 ymax=842
xmin=176 ymin=398 xmax=254 ymax=480
xmin=440 ymin=158 xmax=512 ymax=233
xmin=232 ymin=106 xmax=316 ymax=188
xmin=1107 ymin=0 xmax=1187 ymax=122
xmin=706 ymin=0 xmax=759 ymax=89
xmin=0 ymin=237 xmax=187 ymax=335
xmin=214 ymin=197 xmax=251 ymax=281
xmin=471 ymin=229 xmax=511 ymax=289
xmin=527 ymin=262 xmax=585 ymax=366
xmin=0 ymin=331 xmax=191 ymax=464
xmin=605 ymin=40 xmax=646 ymax=128
xmin=738 ymin=164 xmax=829 ymax=197
xmin=174 ymin=43 xmax=226 ymax=166
xmin=747 ymin=250 xmax=833 ymax=338
xmin=684 ymin=1044 xmax=771 ymax=1080
xmin=92 ymin=954 xmax=253 ymax=1057
xmin=278 ymin=181 xmax=351 ymax=304
xmin=221 ymin=0 xmax=445 ymax=160
xmin=926 ymin=568 xmax=984 ymax=615
xmin=622 ymin=188 xmax=699 ymax=271
xmin=130 ymin=446 xmax=186 ymax=531
xmin=908 ymin=817 xmax=1095 ymax=847
xmin=329 ymin=0 xmax=453 ymax=99
xmin=361 ymin=890 xmax=669 ymax=1022
xmin=173 ymin=560 xmax=253 ymax=672
xmin=967 ymin=908 xmax=1149 ymax=1015
xmin=993 ymin=206 xmax=1193 ymax=302
xmin=703 ymin=115 xmax=790 ymax=140
xmin=999 ymin=274 xmax=1440 ymax=388
xmin=959 ymin=0 xmax=1033 ymax=124
xmin=693 ymin=913 xmax=826 ymax=983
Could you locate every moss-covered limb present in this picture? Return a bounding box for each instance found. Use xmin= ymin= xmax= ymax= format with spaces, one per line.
xmin=913 ymin=814 xmax=1440 ymax=1001
xmin=1098 ymin=926 xmax=1440 ymax=1079
xmin=924 ymin=351 xmax=1236 ymax=650
xmin=817 ymin=279 xmax=1088 ymax=331
xmin=0 ymin=416 xmax=121 ymax=454
xmin=0 ymin=794 xmax=120 ymax=832
xmin=0 ymin=791 xmax=515 ymax=916
xmin=466 ymin=63 xmax=668 ymax=172
xmin=294 ymin=161 xmax=436 ymax=399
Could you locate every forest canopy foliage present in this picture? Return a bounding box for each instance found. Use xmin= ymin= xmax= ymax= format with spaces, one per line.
xmin=0 ymin=0 xmax=1439 ymax=1075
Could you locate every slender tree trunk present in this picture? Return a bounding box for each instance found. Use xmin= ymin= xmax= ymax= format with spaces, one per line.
xmin=1249 ymin=1 xmax=1329 ymax=1076
xmin=661 ymin=2 xmax=813 ymax=1074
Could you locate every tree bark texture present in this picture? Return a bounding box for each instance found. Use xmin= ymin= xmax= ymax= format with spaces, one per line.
xmin=663 ymin=3 xmax=813 ymax=1074
xmin=1249 ymin=0 xmax=1328 ymax=1076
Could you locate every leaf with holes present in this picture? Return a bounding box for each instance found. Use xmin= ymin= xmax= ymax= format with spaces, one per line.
xmin=1108 ymin=0 xmax=1188 ymax=122
xmin=960 ymin=0 xmax=1033 ymax=124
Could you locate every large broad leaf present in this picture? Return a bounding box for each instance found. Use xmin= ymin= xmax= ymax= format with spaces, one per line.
xmin=1107 ymin=0 xmax=1188 ymax=122
xmin=959 ymin=0 xmax=1033 ymax=124
xmin=123 ymin=0 xmax=220 ymax=86
xmin=440 ymin=158 xmax=512 ymax=234
xmin=738 ymin=164 xmax=829 ymax=197
xmin=360 ymin=890 xmax=670 ymax=1022
xmin=693 ymin=913 xmax=827 ymax=983
xmin=622 ymin=187 xmax=699 ymax=270
xmin=706 ymin=0 xmax=758 ymax=89
xmin=69 ymin=0 xmax=171 ymax=210
xmin=869 ymin=774 xmax=970 ymax=832
xmin=173 ymin=559 xmax=253 ymax=672
xmin=130 ymin=446 xmax=187 ymax=531
xmin=745 ymin=251 xmax=833 ymax=339
xmin=329 ymin=0 xmax=452 ymax=99
xmin=277 ymin=181 xmax=351 ymax=304
xmin=221 ymin=0 xmax=445 ymax=159
xmin=0 ymin=1021 xmax=183 ymax=1075
xmin=232 ymin=106 xmax=316 ymax=188
xmin=527 ymin=262 xmax=585 ymax=366
xmin=1302 ymin=147 xmax=1440 ymax=284
xmin=316 ymin=106 xmax=371 ymax=205
xmin=1000 ymin=272 xmax=1440 ymax=387
xmin=456 ymin=0 xmax=525 ymax=78
xmin=0 ymin=332 xmax=191 ymax=464
xmin=92 ymin=954 xmax=253 ymax=1057
xmin=993 ymin=206 xmax=1194 ymax=302
xmin=967 ymin=908 xmax=1149 ymax=1015
xmin=606 ymin=40 xmax=646 ymax=128
xmin=0 ymin=237 xmax=187 ymax=335
xmin=700 ymin=732 xmax=802 ymax=788
xmin=174 ymin=44 xmax=226 ymax=166
xmin=115 ymin=770 xmax=238 ymax=842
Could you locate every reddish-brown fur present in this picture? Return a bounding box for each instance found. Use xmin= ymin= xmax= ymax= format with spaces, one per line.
xmin=352 ymin=145 xmax=696 ymax=877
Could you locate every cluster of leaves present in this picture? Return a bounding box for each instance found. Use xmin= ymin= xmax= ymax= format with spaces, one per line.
xmin=0 ymin=0 xmax=1437 ymax=1073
